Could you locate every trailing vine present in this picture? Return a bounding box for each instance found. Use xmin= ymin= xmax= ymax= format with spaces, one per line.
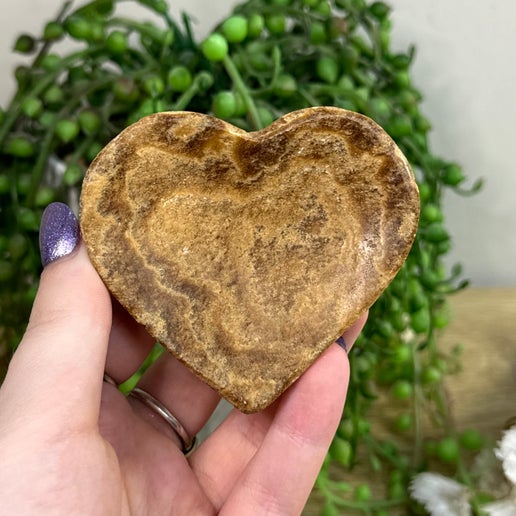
xmin=0 ymin=0 xmax=483 ymax=512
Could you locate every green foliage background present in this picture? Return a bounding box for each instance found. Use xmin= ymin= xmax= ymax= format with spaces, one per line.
xmin=0 ymin=0 xmax=484 ymax=512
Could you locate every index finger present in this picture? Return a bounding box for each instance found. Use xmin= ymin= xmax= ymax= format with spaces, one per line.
xmin=1 ymin=207 xmax=112 ymax=429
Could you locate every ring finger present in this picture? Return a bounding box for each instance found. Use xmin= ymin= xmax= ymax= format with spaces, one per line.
xmin=135 ymin=352 xmax=221 ymax=445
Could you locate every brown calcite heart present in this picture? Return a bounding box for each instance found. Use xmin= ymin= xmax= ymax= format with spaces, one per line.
xmin=80 ymin=107 xmax=419 ymax=412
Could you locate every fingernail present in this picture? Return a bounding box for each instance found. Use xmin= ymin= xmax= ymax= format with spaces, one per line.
xmin=39 ymin=202 xmax=80 ymax=267
xmin=336 ymin=335 xmax=348 ymax=353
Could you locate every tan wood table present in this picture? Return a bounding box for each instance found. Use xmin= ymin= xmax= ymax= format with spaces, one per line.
xmin=435 ymin=287 xmax=516 ymax=435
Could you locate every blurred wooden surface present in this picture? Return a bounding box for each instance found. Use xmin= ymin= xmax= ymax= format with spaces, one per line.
xmin=432 ymin=287 xmax=516 ymax=434
xmin=304 ymin=287 xmax=516 ymax=514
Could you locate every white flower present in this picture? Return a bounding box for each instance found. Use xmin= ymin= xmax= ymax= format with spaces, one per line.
xmin=481 ymin=429 xmax=516 ymax=515
xmin=496 ymin=428 xmax=516 ymax=485
xmin=408 ymin=428 xmax=516 ymax=515
xmin=409 ymin=472 xmax=471 ymax=516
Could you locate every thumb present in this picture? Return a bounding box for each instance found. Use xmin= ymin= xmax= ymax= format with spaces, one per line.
xmin=2 ymin=203 xmax=112 ymax=429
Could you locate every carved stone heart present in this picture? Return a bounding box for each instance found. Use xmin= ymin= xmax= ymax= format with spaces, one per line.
xmin=80 ymin=107 xmax=419 ymax=412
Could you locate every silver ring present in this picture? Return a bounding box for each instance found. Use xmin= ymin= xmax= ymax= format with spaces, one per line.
xmin=103 ymin=373 xmax=118 ymax=387
xmin=129 ymin=387 xmax=196 ymax=454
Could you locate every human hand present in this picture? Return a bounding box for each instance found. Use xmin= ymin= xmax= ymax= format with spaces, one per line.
xmin=0 ymin=202 xmax=367 ymax=515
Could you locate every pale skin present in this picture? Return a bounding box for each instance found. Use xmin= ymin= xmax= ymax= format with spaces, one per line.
xmin=0 ymin=242 xmax=367 ymax=515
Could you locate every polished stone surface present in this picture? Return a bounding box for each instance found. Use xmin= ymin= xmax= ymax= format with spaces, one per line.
xmin=80 ymin=107 xmax=419 ymax=412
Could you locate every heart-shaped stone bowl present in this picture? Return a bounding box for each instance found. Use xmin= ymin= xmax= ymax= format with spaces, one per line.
xmin=80 ymin=106 xmax=419 ymax=413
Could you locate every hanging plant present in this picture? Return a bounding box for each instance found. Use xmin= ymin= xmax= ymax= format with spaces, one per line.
xmin=0 ymin=0 xmax=484 ymax=512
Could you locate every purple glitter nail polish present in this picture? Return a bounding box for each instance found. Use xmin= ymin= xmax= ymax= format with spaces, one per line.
xmin=39 ymin=202 xmax=79 ymax=267
xmin=336 ymin=335 xmax=348 ymax=353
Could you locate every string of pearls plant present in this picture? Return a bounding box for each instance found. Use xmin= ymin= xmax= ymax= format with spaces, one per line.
xmin=0 ymin=0 xmax=486 ymax=512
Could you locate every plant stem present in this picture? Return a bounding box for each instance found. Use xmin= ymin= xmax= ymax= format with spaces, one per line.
xmin=25 ymin=75 xmax=115 ymax=206
xmin=32 ymin=0 xmax=73 ymax=68
xmin=25 ymin=123 xmax=57 ymax=207
xmin=171 ymin=75 xmax=204 ymax=111
xmin=180 ymin=12 xmax=196 ymax=48
xmin=298 ymin=87 xmax=322 ymax=107
xmin=411 ymin=338 xmax=424 ymax=467
xmin=318 ymin=475 xmax=407 ymax=512
xmin=0 ymin=46 xmax=102 ymax=146
xmin=223 ymin=54 xmax=263 ymax=131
